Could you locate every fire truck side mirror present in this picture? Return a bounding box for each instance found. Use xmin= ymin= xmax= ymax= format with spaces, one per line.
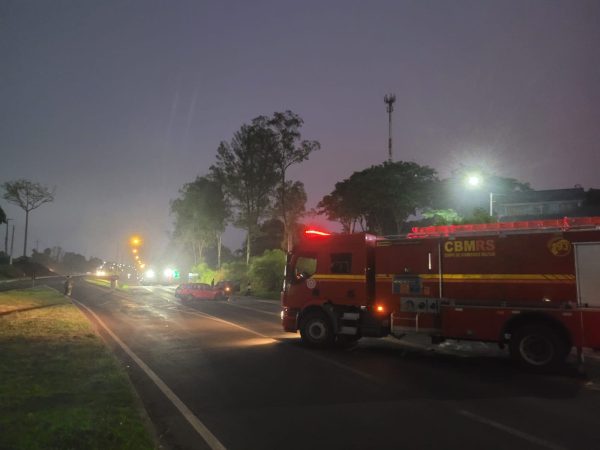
xmin=294 ymin=271 xmax=309 ymax=284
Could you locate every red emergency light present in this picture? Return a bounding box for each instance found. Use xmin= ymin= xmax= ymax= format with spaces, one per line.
xmin=305 ymin=229 xmax=331 ymax=237
xmin=409 ymin=216 xmax=600 ymax=238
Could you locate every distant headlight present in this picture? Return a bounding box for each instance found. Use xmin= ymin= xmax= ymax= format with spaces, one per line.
xmin=145 ymin=269 xmax=156 ymax=279
xmin=163 ymin=268 xmax=174 ymax=278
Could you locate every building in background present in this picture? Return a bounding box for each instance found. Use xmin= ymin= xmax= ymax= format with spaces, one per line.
xmin=497 ymin=187 xmax=600 ymax=221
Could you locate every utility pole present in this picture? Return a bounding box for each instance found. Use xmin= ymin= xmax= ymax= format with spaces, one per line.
xmin=4 ymin=218 xmax=12 ymax=254
xmin=384 ymin=93 xmax=396 ymax=162
xmin=9 ymin=225 xmax=15 ymax=265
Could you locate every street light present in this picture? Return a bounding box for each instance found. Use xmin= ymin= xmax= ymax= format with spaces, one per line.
xmin=465 ymin=173 xmax=494 ymax=216
xmin=466 ymin=174 xmax=482 ymax=188
xmin=130 ymin=235 xmax=142 ymax=247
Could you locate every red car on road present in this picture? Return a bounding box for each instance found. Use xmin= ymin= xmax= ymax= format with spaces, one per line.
xmin=175 ymin=283 xmax=225 ymax=301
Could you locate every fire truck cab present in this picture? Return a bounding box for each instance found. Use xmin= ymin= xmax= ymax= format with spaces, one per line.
xmin=281 ymin=218 xmax=600 ymax=370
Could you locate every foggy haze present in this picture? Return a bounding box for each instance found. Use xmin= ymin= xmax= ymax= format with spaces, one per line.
xmin=2 ymin=0 xmax=599 ymax=262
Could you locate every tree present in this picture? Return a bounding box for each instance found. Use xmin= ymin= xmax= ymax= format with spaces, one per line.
xmin=87 ymin=257 xmax=104 ymax=272
xmin=272 ymin=180 xmax=307 ymax=248
xmin=61 ymin=252 xmax=88 ymax=273
xmin=211 ymin=121 xmax=280 ymax=264
xmin=264 ymin=111 xmax=319 ymax=250
xmin=251 ymin=218 xmax=285 ymax=256
xmin=318 ymin=161 xmax=438 ymax=235
xmin=171 ymin=176 xmax=229 ymax=266
xmin=31 ymin=248 xmax=53 ymax=266
xmin=0 ymin=205 xmax=5 ymax=255
xmin=2 ymin=180 xmax=55 ymax=256
xmin=248 ymin=249 xmax=286 ymax=293
xmin=421 ymin=208 xmax=463 ymax=226
xmin=317 ymin=181 xmax=363 ymax=233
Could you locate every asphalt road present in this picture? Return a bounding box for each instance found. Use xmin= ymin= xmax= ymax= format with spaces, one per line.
xmin=15 ymin=279 xmax=600 ymax=449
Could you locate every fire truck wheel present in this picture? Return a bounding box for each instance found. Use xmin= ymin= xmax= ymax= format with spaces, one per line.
xmin=300 ymin=311 xmax=334 ymax=348
xmin=510 ymin=323 xmax=568 ymax=371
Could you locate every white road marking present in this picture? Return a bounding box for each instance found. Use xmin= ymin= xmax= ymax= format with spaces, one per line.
xmin=457 ymin=409 xmax=566 ymax=450
xmin=72 ymin=299 xmax=227 ymax=450
xmin=180 ymin=305 xmax=383 ymax=384
xmin=182 ymin=307 xmax=276 ymax=340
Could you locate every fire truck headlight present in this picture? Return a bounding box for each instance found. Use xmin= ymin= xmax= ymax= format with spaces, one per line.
xmin=376 ymin=305 xmax=385 ymax=313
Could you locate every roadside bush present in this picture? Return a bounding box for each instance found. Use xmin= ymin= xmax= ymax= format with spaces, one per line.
xmin=12 ymin=258 xmax=53 ymax=277
xmin=221 ymin=261 xmax=248 ymax=288
xmin=0 ymin=253 xmax=9 ymax=265
xmin=191 ymin=262 xmax=219 ymax=284
xmin=0 ymin=264 xmax=24 ymax=279
xmin=248 ymin=249 xmax=286 ymax=293
xmin=189 ymin=260 xmax=249 ymax=291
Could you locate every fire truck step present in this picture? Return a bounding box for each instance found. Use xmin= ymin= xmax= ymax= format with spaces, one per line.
xmin=341 ymin=312 xmax=360 ymax=320
xmin=339 ymin=326 xmax=358 ymax=335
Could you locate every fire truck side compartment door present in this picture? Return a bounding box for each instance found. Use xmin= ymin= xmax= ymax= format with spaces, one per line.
xmin=575 ymin=243 xmax=600 ymax=307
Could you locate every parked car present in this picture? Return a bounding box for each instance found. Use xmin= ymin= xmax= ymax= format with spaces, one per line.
xmin=175 ymin=283 xmax=225 ymax=301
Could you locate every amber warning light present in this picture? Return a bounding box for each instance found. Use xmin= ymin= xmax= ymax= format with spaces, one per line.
xmin=305 ymin=229 xmax=331 ymax=237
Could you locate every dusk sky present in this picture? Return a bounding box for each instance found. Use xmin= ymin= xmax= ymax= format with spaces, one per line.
xmin=2 ymin=0 xmax=599 ymax=263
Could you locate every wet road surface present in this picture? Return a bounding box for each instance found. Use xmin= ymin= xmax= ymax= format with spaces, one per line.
xmin=36 ymin=280 xmax=600 ymax=449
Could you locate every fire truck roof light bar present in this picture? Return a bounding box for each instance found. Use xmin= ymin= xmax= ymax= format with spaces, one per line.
xmin=410 ymin=216 xmax=600 ymax=238
xmin=305 ymin=229 xmax=331 ymax=237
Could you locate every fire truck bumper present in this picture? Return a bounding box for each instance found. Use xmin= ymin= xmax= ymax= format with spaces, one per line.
xmin=281 ymin=307 xmax=299 ymax=332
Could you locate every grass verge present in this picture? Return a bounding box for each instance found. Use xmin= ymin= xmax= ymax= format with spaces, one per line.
xmin=0 ymin=287 xmax=155 ymax=449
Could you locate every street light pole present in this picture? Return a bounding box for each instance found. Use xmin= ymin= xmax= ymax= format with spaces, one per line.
xmin=9 ymin=224 xmax=15 ymax=265
xmin=489 ymin=192 xmax=494 ymax=216
xmin=4 ymin=218 xmax=12 ymax=254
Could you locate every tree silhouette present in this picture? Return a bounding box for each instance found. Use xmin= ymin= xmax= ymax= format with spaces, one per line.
xmin=2 ymin=179 xmax=55 ymax=256
xmin=318 ymin=161 xmax=437 ymax=235
xmin=211 ymin=122 xmax=279 ymax=264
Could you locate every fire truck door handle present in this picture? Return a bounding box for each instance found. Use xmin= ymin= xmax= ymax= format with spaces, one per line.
xmin=312 ymin=288 xmax=319 ymax=297
xmin=347 ymin=290 xmax=355 ymax=298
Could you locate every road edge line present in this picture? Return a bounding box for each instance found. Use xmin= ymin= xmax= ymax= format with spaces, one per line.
xmin=72 ymin=299 xmax=227 ymax=450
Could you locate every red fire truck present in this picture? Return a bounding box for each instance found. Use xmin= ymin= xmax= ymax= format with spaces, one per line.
xmin=281 ymin=217 xmax=600 ymax=370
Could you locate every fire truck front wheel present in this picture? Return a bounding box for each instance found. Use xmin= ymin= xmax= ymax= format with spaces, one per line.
xmin=509 ymin=323 xmax=568 ymax=371
xmin=300 ymin=311 xmax=334 ymax=348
